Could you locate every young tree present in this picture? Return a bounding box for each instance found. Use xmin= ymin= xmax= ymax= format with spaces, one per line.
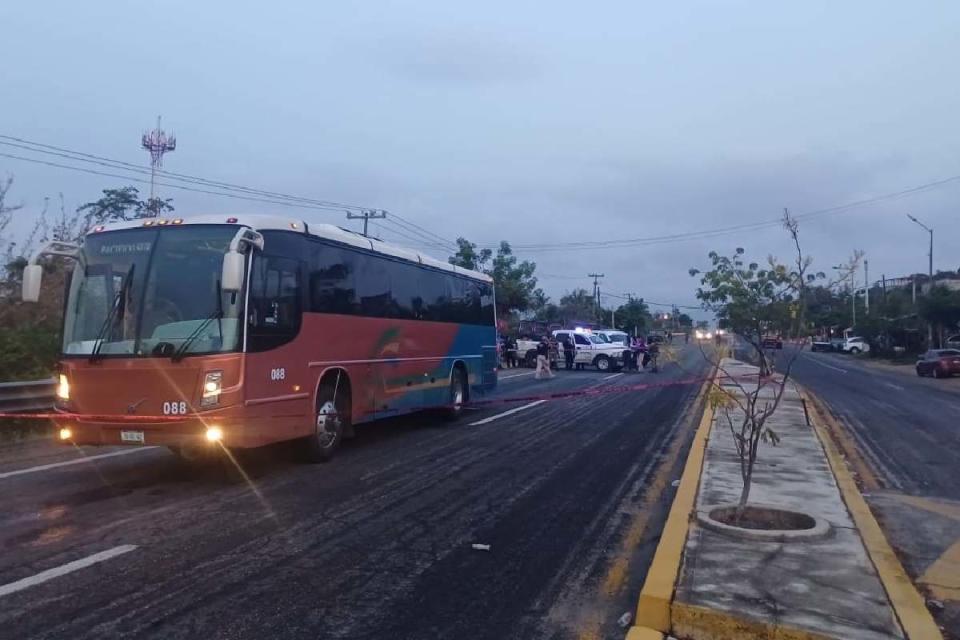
xmin=76 ymin=186 xmax=173 ymax=231
xmin=690 ymin=212 xmax=821 ymax=516
xmin=448 ymin=239 xmax=539 ymax=317
xmin=615 ymin=298 xmax=651 ymax=335
xmin=919 ymin=285 xmax=960 ymax=346
xmin=488 ymin=241 xmax=538 ymax=316
xmin=559 ymin=288 xmax=597 ymax=322
xmin=448 ymin=237 xmax=492 ymax=271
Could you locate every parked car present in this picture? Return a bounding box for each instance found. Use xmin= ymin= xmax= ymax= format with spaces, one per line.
xmin=761 ymin=336 xmax=783 ymax=349
xmin=916 ymin=349 xmax=960 ymax=378
xmin=945 ymin=334 xmax=960 ymax=349
xmin=810 ymin=340 xmax=831 ymax=352
xmin=842 ymin=337 xmax=870 ymax=354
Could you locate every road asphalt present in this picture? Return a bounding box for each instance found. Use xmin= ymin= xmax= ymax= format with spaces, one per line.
xmin=774 ymin=346 xmax=960 ymax=638
xmin=0 ymin=344 xmax=709 ymax=640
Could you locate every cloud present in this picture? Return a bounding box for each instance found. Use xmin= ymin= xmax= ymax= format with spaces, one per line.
xmin=368 ymin=31 xmax=543 ymax=87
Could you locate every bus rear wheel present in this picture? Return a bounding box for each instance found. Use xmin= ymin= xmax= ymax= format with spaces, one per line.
xmin=303 ymin=383 xmax=349 ymax=463
xmin=443 ymin=366 xmax=468 ymax=421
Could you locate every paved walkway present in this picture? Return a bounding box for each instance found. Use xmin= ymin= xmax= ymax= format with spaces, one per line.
xmin=675 ymin=358 xmax=904 ymax=640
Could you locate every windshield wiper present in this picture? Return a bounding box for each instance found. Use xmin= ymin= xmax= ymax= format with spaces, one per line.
xmin=89 ymin=264 xmax=134 ymax=362
xmin=172 ymin=280 xmax=225 ymax=362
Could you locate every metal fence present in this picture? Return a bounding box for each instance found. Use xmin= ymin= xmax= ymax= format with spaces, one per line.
xmin=0 ymin=378 xmax=56 ymax=414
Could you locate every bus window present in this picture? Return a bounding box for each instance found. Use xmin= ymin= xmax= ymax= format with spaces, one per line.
xmin=420 ymin=269 xmax=450 ymax=322
xmin=248 ymin=254 xmax=302 ymax=352
xmin=390 ymin=261 xmax=421 ymax=320
xmin=308 ymin=243 xmax=357 ymax=315
xmin=356 ymin=253 xmax=391 ymax=318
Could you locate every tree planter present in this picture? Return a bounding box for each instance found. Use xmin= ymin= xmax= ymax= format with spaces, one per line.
xmin=697 ymin=503 xmax=831 ymax=542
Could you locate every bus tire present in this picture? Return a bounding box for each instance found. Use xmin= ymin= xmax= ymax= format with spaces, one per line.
xmin=303 ymin=379 xmax=349 ymax=463
xmin=594 ymin=355 xmax=611 ymax=372
xmin=443 ymin=365 xmax=468 ymax=421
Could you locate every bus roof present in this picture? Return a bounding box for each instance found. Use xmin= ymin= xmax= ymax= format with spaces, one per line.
xmin=87 ymin=213 xmax=492 ymax=283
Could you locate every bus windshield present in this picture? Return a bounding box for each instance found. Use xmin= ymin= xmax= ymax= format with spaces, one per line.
xmin=62 ymin=225 xmax=243 ymax=357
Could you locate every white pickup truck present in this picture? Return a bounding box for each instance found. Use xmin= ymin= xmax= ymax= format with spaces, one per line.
xmin=553 ymin=329 xmax=625 ymax=372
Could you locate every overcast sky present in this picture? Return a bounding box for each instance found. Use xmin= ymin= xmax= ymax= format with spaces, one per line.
xmin=2 ymin=1 xmax=959 ymax=318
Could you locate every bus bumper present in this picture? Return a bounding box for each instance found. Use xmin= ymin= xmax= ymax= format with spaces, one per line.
xmin=53 ymin=413 xmax=247 ymax=449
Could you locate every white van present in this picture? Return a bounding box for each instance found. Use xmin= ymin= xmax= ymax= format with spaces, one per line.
xmin=553 ymin=329 xmax=625 ymax=372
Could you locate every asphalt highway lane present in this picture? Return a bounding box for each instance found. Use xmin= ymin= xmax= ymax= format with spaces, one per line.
xmin=783 ymin=348 xmax=960 ymax=499
xmin=772 ymin=346 xmax=960 ymax=636
xmin=0 ymin=345 xmax=710 ymax=639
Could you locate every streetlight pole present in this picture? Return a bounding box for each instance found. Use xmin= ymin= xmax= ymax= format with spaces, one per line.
xmin=907 ymin=214 xmax=934 ymax=345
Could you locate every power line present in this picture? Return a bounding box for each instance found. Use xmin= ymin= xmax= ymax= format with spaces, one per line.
xmin=388 ymin=211 xmax=457 ymax=250
xmin=0 ymin=151 xmax=373 ymax=213
xmin=1 ymin=134 xmax=465 ymax=252
xmin=481 ymin=174 xmax=960 ymax=253
xmin=0 ymin=134 xmax=371 ymax=211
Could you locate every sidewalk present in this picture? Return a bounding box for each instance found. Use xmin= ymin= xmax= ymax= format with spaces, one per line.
xmin=629 ymin=358 xmax=941 ymax=640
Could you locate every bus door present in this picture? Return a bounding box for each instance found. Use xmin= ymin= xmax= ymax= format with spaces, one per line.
xmin=245 ymin=253 xmax=311 ymax=440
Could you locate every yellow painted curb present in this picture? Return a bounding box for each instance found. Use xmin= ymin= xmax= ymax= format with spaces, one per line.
xmin=672 ymin=602 xmax=833 ymax=640
xmin=631 ymin=370 xmax=716 ymax=633
xmin=624 ymin=626 xmax=664 ymax=640
xmin=801 ymin=386 xmax=944 ymax=640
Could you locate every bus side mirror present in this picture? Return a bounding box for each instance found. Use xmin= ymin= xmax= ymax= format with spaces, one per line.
xmin=22 ymin=264 xmax=43 ymax=302
xmin=221 ymin=251 xmax=245 ymax=292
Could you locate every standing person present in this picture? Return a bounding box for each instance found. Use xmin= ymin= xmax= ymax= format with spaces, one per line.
xmin=562 ymin=335 xmax=575 ymax=370
xmin=632 ymin=335 xmax=647 ymax=371
xmin=506 ymin=336 xmax=518 ymax=369
xmin=685 ymin=331 xmax=690 ymax=344
xmin=535 ymin=336 xmax=554 ymax=379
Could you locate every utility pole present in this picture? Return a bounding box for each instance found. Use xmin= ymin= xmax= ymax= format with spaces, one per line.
xmin=347 ymin=209 xmax=387 ymax=237
xmin=907 ymin=214 xmax=934 ymax=345
xmin=140 ymin=115 xmax=176 ymax=215
xmin=864 ymin=259 xmax=869 ymax=316
xmin=588 ymin=273 xmax=604 ymax=316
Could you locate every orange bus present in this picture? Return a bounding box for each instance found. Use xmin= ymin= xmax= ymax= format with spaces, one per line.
xmin=22 ymin=214 xmax=497 ymax=461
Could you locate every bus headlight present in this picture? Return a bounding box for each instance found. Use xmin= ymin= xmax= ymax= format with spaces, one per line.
xmin=57 ymin=374 xmax=70 ymax=400
xmin=59 ymin=427 xmax=73 ymax=441
xmin=205 ymin=426 xmax=223 ymax=442
xmin=200 ymin=371 xmax=222 ymax=407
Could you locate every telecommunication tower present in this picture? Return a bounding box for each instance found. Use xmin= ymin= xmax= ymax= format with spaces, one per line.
xmin=141 ymin=116 xmax=176 ymax=211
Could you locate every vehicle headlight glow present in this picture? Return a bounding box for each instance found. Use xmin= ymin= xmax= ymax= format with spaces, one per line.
xmin=56 ymin=374 xmax=70 ymax=400
xmin=201 ymin=371 xmax=223 ymax=407
xmin=705 ymin=332 xmax=713 ymax=339
xmin=205 ymin=426 xmax=223 ymax=442
xmin=58 ymin=427 xmax=73 ymax=440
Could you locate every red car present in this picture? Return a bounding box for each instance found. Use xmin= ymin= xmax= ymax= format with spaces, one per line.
xmin=916 ymin=349 xmax=960 ymax=378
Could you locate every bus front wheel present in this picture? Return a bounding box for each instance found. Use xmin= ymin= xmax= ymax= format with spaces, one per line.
xmin=303 ymin=383 xmax=349 ymax=463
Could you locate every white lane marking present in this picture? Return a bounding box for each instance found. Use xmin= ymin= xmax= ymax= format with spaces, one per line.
xmin=803 ymin=355 xmax=847 ymax=374
xmin=499 ymin=371 xmax=536 ymax=380
xmin=601 ymin=372 xmax=624 ymax=380
xmin=884 ymin=382 xmax=905 ymax=391
xmin=0 ymin=447 xmax=159 ymax=480
xmin=469 ymin=400 xmax=547 ymax=426
xmin=0 ymin=545 xmax=137 ymax=598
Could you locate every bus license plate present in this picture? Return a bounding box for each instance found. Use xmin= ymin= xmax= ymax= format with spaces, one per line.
xmin=121 ymin=430 xmax=145 ymax=444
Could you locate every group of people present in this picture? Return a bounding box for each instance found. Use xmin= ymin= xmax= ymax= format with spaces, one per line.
xmin=624 ymin=335 xmax=659 ymax=371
